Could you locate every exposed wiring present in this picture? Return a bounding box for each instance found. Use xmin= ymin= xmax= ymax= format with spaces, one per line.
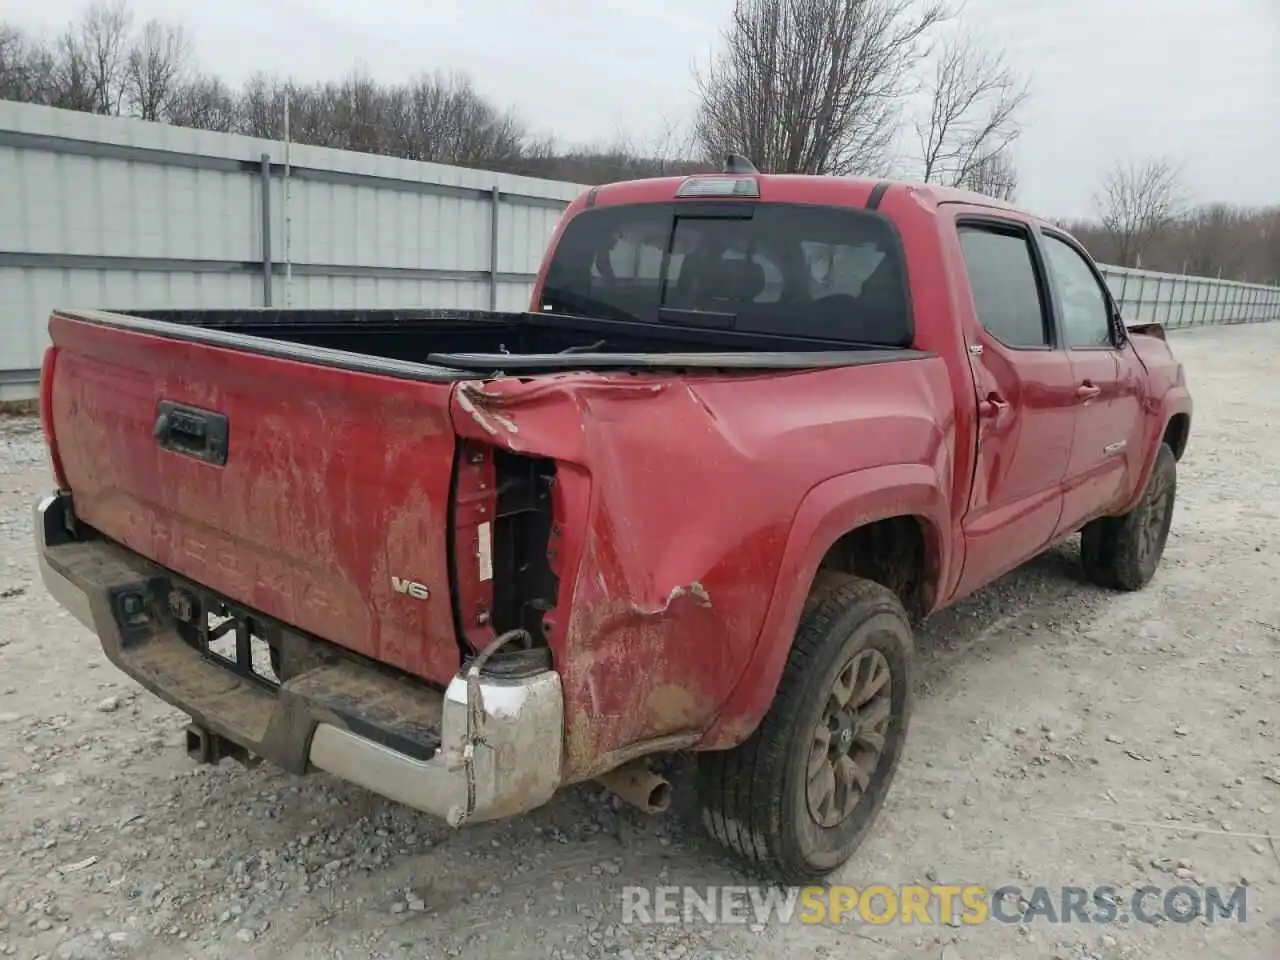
xmin=451 ymin=628 xmax=532 ymax=826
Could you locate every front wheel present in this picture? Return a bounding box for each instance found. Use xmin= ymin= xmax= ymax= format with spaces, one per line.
xmin=696 ymin=573 xmax=914 ymax=884
xmin=1081 ymin=442 xmax=1177 ymax=591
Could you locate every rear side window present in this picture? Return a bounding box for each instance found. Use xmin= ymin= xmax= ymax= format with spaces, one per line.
xmin=957 ymin=226 xmax=1050 ymax=348
xmin=540 ymin=203 xmax=912 ymax=346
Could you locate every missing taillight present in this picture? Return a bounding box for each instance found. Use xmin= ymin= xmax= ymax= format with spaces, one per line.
xmin=451 ymin=443 xmax=560 ymax=654
xmin=491 ymin=450 xmax=559 ymax=643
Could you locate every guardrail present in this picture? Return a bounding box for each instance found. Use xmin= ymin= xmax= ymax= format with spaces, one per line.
xmin=1099 ymin=264 xmax=1280 ymax=329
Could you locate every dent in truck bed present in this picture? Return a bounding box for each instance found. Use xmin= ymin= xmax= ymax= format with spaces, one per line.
xmin=441 ymin=354 xmax=955 ymax=781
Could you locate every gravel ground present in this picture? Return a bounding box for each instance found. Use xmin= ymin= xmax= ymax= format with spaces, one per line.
xmin=1 ymin=323 xmax=1277 ymax=960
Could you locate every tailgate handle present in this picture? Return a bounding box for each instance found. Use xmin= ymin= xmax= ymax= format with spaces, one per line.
xmin=154 ymin=401 xmax=229 ymax=466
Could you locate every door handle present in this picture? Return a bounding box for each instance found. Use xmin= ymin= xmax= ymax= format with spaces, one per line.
xmin=978 ymin=393 xmax=1010 ymax=419
xmin=1076 ymin=381 xmax=1102 ymax=401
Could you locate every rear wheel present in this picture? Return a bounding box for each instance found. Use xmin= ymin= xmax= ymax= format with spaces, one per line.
xmin=696 ymin=574 xmax=914 ymax=883
xmin=1081 ymin=443 xmax=1177 ymax=591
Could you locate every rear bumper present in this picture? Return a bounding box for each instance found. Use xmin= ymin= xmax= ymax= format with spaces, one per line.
xmin=35 ymin=492 xmax=564 ymax=826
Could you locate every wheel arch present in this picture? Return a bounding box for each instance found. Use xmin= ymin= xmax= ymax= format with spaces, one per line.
xmin=697 ymin=463 xmax=951 ymax=750
xmin=1117 ymin=399 xmax=1192 ymax=516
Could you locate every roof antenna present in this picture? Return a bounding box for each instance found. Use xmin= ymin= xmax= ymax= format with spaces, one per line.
xmin=724 ymin=153 xmax=758 ymax=174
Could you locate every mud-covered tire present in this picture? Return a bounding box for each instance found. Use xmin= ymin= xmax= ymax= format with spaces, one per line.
xmin=696 ymin=573 xmax=914 ymax=884
xmin=1081 ymin=443 xmax=1177 ymax=591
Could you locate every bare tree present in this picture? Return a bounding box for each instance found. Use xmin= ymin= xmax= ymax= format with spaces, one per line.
xmin=334 ymin=73 xmax=395 ymax=154
xmin=47 ymin=31 xmax=98 ymax=111
xmin=695 ymin=0 xmax=947 ymax=175
xmin=1062 ymin=203 xmax=1280 ymax=284
xmin=574 ymin=115 xmax=703 ymax=178
xmin=1262 ymin=208 xmax=1280 ymax=285
xmin=230 ymin=70 xmax=530 ymax=169
xmin=959 ymin=149 xmax=1017 ymax=200
xmin=76 ymin=0 xmax=133 ymax=114
xmin=1179 ymin=204 xmax=1246 ymax=278
xmin=917 ymin=31 xmax=1027 ymax=187
xmin=1094 ymin=158 xmax=1184 ymax=268
xmin=166 ymin=74 xmax=238 ymax=131
xmin=632 ymin=115 xmax=702 ymax=174
xmin=124 ymin=20 xmax=190 ymax=121
xmin=382 ymin=72 xmax=527 ymax=167
xmin=0 ymin=25 xmax=54 ymax=103
xmin=235 ymin=73 xmax=284 ymax=138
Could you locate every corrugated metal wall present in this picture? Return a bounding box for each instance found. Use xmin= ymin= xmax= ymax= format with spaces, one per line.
xmin=0 ymin=101 xmax=581 ymax=400
xmin=3 ymin=101 xmax=1279 ymax=401
xmin=1099 ymin=264 xmax=1280 ymax=329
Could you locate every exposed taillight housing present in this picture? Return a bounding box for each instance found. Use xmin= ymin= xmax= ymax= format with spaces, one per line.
xmin=39 ymin=346 xmax=69 ymax=490
xmin=452 ymin=439 xmax=498 ymax=654
xmin=450 ymin=439 xmax=560 ymax=655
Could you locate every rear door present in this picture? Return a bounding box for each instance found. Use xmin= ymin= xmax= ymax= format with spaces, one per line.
xmin=949 ymin=215 xmax=1078 ymax=598
xmin=1038 ymin=231 xmax=1147 ymax=532
xmin=47 ymin=311 xmax=464 ymax=685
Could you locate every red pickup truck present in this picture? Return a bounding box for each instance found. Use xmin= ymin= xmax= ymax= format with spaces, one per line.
xmin=35 ymin=163 xmax=1191 ymax=883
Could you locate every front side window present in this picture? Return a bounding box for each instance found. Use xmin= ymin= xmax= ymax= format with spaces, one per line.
xmin=1041 ymin=234 xmax=1114 ymax=347
xmin=540 ymin=202 xmax=912 ymax=346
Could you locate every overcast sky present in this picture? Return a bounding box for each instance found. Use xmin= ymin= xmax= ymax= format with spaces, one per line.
xmin=4 ymin=0 xmax=1277 ymax=219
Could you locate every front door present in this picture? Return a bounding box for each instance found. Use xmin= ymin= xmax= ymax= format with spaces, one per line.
xmin=1038 ymin=231 xmax=1147 ymax=534
xmin=950 ymin=217 xmax=1078 ymax=601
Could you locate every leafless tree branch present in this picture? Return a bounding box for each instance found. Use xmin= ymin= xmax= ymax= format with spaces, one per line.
xmin=124 ymin=19 xmax=190 ymax=121
xmin=165 ymin=74 xmax=238 ymax=132
xmin=1094 ymin=157 xmax=1185 ymax=268
xmin=695 ymin=0 xmax=948 ymax=175
xmin=959 ymin=150 xmax=1018 ymax=200
xmin=77 ymin=0 xmax=133 ymax=114
xmin=0 ymin=25 xmax=54 ymax=102
xmin=916 ymin=30 xmax=1028 ymax=187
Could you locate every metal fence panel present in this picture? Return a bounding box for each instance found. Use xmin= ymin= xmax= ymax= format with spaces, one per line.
xmin=0 ymin=101 xmax=582 ymax=399
xmin=1099 ymin=264 xmax=1280 ymax=329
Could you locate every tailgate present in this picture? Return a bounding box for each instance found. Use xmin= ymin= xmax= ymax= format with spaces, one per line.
xmin=45 ymin=311 xmax=464 ymax=685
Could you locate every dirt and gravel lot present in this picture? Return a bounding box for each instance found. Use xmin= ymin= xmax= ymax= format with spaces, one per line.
xmin=1 ymin=323 xmax=1277 ymax=960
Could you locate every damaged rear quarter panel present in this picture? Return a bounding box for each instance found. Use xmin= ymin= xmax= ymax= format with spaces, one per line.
xmin=450 ymin=358 xmax=953 ymax=783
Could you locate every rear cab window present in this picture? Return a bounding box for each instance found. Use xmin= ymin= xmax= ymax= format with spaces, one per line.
xmin=540 ymin=202 xmax=913 ymax=347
